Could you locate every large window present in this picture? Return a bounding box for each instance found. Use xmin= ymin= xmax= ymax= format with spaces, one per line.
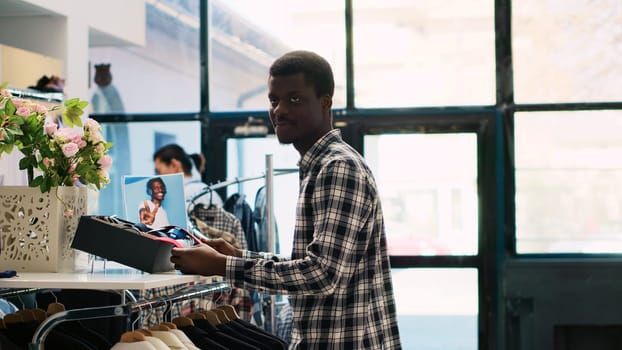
xmin=365 ymin=133 xmax=479 ymax=256
xmin=515 ymin=110 xmax=622 ymax=254
xmin=353 ymin=0 xmax=495 ymax=107
xmin=513 ymin=0 xmax=622 ymax=103
xmin=207 ymin=0 xmax=346 ymax=111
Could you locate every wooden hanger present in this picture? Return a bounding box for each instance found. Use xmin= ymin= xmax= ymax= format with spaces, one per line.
xmin=120 ymin=331 xmax=146 ymax=343
xmin=136 ymin=328 xmax=153 ymax=336
xmin=187 ymin=312 xmax=207 ymax=320
xmin=149 ymin=324 xmax=172 ymax=331
xmin=32 ymin=308 xmax=47 ymax=321
xmin=200 ymin=310 xmax=222 ymax=325
xmin=172 ymin=316 xmax=194 ymax=328
xmin=217 ymin=305 xmax=240 ymax=320
xmin=15 ymin=309 xmax=36 ymax=322
xmin=46 ymin=302 xmax=66 ymax=316
xmin=211 ymin=308 xmax=230 ymax=323
xmin=3 ymin=313 xmax=23 ymax=325
xmin=161 ymin=321 xmax=177 ymax=329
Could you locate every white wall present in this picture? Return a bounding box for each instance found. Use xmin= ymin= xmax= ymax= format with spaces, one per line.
xmin=0 ymin=0 xmax=145 ymax=100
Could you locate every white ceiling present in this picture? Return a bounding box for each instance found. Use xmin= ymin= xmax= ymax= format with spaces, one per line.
xmin=0 ymin=0 xmax=135 ymax=47
xmin=0 ymin=0 xmax=57 ymax=17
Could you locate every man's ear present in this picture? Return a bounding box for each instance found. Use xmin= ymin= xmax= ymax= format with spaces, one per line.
xmin=321 ymin=95 xmax=333 ymax=112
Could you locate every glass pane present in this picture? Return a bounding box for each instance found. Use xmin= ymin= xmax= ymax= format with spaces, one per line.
xmin=89 ymin=0 xmax=200 ymax=113
xmin=513 ymin=0 xmax=622 ymax=103
xmin=353 ymin=0 xmax=495 ymax=107
xmin=365 ymin=133 xmax=478 ymax=256
xmin=208 ymin=0 xmax=345 ymax=111
xmin=393 ymin=268 xmax=478 ymax=350
xmin=515 ymin=111 xmax=622 ymax=253
xmin=94 ymin=121 xmax=201 ymax=217
xmin=226 ymin=136 xmax=299 ymax=255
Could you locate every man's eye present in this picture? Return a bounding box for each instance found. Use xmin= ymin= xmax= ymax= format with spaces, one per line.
xmin=269 ymin=99 xmax=278 ymax=107
xmin=290 ymin=96 xmax=301 ymax=103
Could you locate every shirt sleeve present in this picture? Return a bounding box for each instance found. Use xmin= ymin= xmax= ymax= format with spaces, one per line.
xmin=225 ymin=159 xmax=373 ymax=295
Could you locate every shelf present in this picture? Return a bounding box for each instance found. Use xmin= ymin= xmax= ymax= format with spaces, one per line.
xmin=0 ymin=271 xmax=217 ymax=290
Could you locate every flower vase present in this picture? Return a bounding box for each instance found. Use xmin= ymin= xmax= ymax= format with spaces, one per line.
xmin=0 ymin=186 xmax=89 ymax=272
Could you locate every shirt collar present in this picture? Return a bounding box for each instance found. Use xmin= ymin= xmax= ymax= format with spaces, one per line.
xmin=297 ymin=129 xmax=342 ymax=175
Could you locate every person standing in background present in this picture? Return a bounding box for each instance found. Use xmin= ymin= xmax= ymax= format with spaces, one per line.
xmin=189 ymin=152 xmax=206 ymax=181
xmin=91 ymin=63 xmax=125 ymax=113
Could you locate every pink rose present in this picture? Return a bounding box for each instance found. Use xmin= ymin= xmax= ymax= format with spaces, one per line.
xmin=55 ymin=128 xmax=81 ymax=144
xmin=61 ymin=143 xmax=79 ymax=157
xmin=68 ymin=163 xmax=77 ymax=173
xmin=98 ymin=154 xmax=113 ymax=171
xmin=11 ymin=98 xmax=25 ymax=106
xmin=44 ymin=122 xmax=58 ymax=136
xmin=16 ymin=106 xmax=31 ymax=117
xmin=0 ymin=89 xmax=10 ymax=97
xmin=85 ymin=118 xmax=100 ymax=131
xmin=88 ymin=130 xmax=103 ymax=143
xmin=42 ymin=157 xmax=55 ymax=167
xmin=35 ymin=104 xmax=48 ymax=114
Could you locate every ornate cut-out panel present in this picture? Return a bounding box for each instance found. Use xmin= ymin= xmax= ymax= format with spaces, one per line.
xmin=0 ymin=186 xmax=87 ymax=272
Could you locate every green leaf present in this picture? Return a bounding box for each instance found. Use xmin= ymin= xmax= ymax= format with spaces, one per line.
xmin=4 ymin=98 xmax=16 ymax=116
xmin=0 ymin=143 xmax=14 ymax=154
xmin=31 ymin=175 xmax=43 ymax=187
xmin=18 ymin=156 xmax=31 ymax=170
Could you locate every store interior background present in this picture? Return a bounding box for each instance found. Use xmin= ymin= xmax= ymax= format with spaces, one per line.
xmin=1 ymin=0 xmax=622 ymax=349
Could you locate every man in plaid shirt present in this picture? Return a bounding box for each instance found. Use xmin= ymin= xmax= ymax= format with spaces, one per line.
xmin=171 ymin=50 xmax=402 ymax=349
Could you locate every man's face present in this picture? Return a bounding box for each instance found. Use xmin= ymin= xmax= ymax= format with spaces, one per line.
xmin=150 ymin=180 xmax=166 ymax=200
xmin=155 ymin=158 xmax=181 ymax=175
xmin=268 ymin=73 xmax=332 ymax=154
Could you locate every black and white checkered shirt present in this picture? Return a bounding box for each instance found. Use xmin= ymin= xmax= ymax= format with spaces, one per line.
xmin=226 ymin=129 xmax=401 ymax=349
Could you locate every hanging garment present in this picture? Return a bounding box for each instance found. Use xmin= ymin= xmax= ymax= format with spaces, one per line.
xmin=191 ymin=204 xmax=253 ymax=320
xmin=187 ymin=318 xmax=262 ymax=350
xmin=224 ymin=193 xmax=257 ymax=251
xmin=174 ymin=325 xmax=228 ymax=350
xmin=275 ymin=300 xmax=293 ymax=346
xmin=252 ymin=186 xmax=281 ymax=254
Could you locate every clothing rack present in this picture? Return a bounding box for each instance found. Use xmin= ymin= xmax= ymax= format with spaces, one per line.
xmin=188 ymin=155 xmax=297 ymax=333
xmin=6 ymin=86 xmax=64 ymax=103
xmin=28 ymin=280 xmax=229 ymax=350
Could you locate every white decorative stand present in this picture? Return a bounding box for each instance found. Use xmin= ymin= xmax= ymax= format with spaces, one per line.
xmin=0 ymin=186 xmax=88 ymax=272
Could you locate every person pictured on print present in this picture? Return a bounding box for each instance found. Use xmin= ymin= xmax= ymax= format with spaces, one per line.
xmin=139 ymin=177 xmax=170 ymax=229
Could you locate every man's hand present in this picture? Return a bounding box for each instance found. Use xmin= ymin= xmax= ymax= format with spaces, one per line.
xmin=201 ymin=237 xmax=243 ymax=258
xmin=170 ymin=244 xmax=228 ymax=276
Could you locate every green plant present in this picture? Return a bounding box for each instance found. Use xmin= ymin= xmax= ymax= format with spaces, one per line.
xmin=0 ymin=83 xmax=112 ymax=198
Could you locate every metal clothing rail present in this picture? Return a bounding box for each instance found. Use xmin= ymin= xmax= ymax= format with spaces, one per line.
xmin=186 ymin=163 xmax=297 ymax=239
xmin=28 ymin=280 xmax=229 ymax=350
xmin=189 ymin=168 xmax=298 ymax=204
xmin=6 ymin=87 xmax=64 ymax=103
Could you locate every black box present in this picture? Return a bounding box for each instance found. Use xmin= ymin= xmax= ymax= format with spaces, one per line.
xmin=71 ymin=216 xmax=175 ymax=273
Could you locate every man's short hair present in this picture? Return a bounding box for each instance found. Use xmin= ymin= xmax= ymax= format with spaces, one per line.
xmin=269 ymin=50 xmax=334 ymax=98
